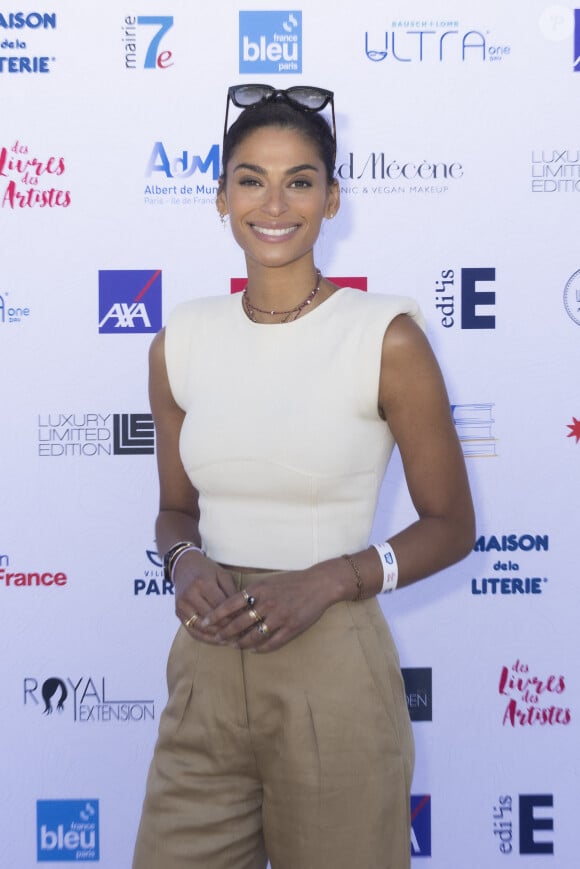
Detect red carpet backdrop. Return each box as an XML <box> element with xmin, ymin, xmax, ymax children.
<box><xmin>1</xmin><ymin>1</ymin><xmax>578</xmax><ymax>865</ymax></box>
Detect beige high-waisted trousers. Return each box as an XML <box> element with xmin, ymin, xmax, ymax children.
<box><xmin>132</xmin><ymin>569</ymin><xmax>414</xmax><ymax>869</ymax></box>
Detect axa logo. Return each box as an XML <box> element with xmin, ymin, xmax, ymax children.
<box><xmin>411</xmin><ymin>794</ymin><xmax>431</xmax><ymax>857</ymax></box>
<box><xmin>37</xmin><ymin>799</ymin><xmax>99</xmax><ymax>862</ymax></box>
<box><xmin>98</xmin><ymin>269</ymin><xmax>161</xmax><ymax>333</ymax></box>
<box><xmin>575</xmin><ymin>10</ymin><xmax>580</xmax><ymax>71</ymax></box>
<box><xmin>122</xmin><ymin>15</ymin><xmax>174</xmax><ymax>70</ymax></box>
<box><xmin>239</xmin><ymin>10</ymin><xmax>302</xmax><ymax>74</ymax></box>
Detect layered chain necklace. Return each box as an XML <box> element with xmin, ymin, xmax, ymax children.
<box><xmin>242</xmin><ymin>269</ymin><xmax>322</xmax><ymax>323</ymax></box>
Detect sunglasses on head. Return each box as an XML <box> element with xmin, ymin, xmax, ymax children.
<box><xmin>223</xmin><ymin>84</ymin><xmax>336</xmax><ymax>153</ymax></box>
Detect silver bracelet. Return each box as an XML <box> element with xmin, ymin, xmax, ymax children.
<box><xmin>169</xmin><ymin>544</ymin><xmax>205</xmax><ymax>582</ymax></box>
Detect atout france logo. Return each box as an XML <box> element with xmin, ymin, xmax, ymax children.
<box><xmin>239</xmin><ymin>11</ymin><xmax>302</xmax><ymax>74</ymax></box>
<box><xmin>37</xmin><ymin>799</ymin><xmax>99</xmax><ymax>862</ymax></box>
<box><xmin>99</xmin><ymin>269</ymin><xmax>162</xmax><ymax>333</ymax></box>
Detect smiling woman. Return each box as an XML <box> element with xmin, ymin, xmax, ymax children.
<box><xmin>132</xmin><ymin>85</ymin><xmax>475</xmax><ymax>869</ymax></box>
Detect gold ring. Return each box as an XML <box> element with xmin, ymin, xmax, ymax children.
<box><xmin>241</xmin><ymin>589</ymin><xmax>250</xmax><ymax>603</ymax></box>
<box><xmin>184</xmin><ymin>613</ymin><xmax>199</xmax><ymax>629</ymax></box>
<box><xmin>257</xmin><ymin>622</ymin><xmax>270</xmax><ymax>637</ymax></box>
<box><xmin>248</xmin><ymin>608</ymin><xmax>261</xmax><ymax>622</ymax></box>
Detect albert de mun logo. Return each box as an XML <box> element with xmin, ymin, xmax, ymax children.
<box><xmin>37</xmin><ymin>799</ymin><xmax>99</xmax><ymax>862</ymax></box>
<box><xmin>239</xmin><ymin>11</ymin><xmax>302</xmax><ymax>74</ymax></box>
<box><xmin>98</xmin><ymin>269</ymin><xmax>161</xmax><ymax>333</ymax></box>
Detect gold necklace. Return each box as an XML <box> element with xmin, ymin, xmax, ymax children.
<box><xmin>243</xmin><ymin>270</ymin><xmax>322</xmax><ymax>323</ymax></box>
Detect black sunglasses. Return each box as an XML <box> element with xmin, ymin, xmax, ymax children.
<box><xmin>223</xmin><ymin>84</ymin><xmax>336</xmax><ymax>153</ymax></box>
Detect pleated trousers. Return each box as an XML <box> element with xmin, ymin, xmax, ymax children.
<box><xmin>132</xmin><ymin>569</ymin><xmax>414</xmax><ymax>869</ymax></box>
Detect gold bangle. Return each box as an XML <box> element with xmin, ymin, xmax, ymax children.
<box><xmin>342</xmin><ymin>554</ymin><xmax>364</xmax><ymax>601</ymax></box>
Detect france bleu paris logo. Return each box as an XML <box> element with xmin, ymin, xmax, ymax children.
<box><xmin>98</xmin><ymin>269</ymin><xmax>161</xmax><ymax>333</ymax></box>
<box><xmin>37</xmin><ymin>800</ymin><xmax>99</xmax><ymax>862</ymax></box>
<box><xmin>239</xmin><ymin>11</ymin><xmax>302</xmax><ymax>74</ymax></box>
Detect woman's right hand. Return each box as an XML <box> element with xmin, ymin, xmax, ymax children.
<box><xmin>172</xmin><ymin>550</ymin><xmax>238</xmax><ymax>644</ymax></box>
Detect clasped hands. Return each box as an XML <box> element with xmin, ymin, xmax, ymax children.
<box><xmin>173</xmin><ymin>554</ymin><xmax>334</xmax><ymax>653</ymax></box>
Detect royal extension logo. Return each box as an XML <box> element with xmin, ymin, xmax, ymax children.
<box><xmin>0</xmin><ymin>11</ymin><xmax>56</xmax><ymax>74</ymax></box>
<box><xmin>37</xmin><ymin>799</ymin><xmax>99</xmax><ymax>862</ymax></box>
<box><xmin>492</xmin><ymin>794</ymin><xmax>555</xmax><ymax>855</ymax></box>
<box><xmin>99</xmin><ymin>269</ymin><xmax>162</xmax><ymax>333</ymax></box>
<box><xmin>122</xmin><ymin>14</ymin><xmax>174</xmax><ymax>69</ymax></box>
<box><xmin>37</xmin><ymin>413</ymin><xmax>155</xmax><ymax>457</ymax></box>
<box><xmin>0</xmin><ymin>551</ymin><xmax>67</xmax><ymax>589</ymax></box>
<box><xmin>0</xmin><ymin>139</ymin><xmax>70</xmax><ymax>209</ymax></box>
<box><xmin>24</xmin><ymin>675</ymin><xmax>155</xmax><ymax>723</ymax></box>
<box><xmin>498</xmin><ymin>659</ymin><xmax>571</xmax><ymax>727</ymax></box>
<box><xmin>401</xmin><ymin>668</ymin><xmax>432</xmax><ymax>722</ymax></box>
<box><xmin>239</xmin><ymin>11</ymin><xmax>302</xmax><ymax>74</ymax></box>
<box><xmin>471</xmin><ymin>532</ymin><xmax>549</xmax><ymax>596</ymax></box>
<box><xmin>411</xmin><ymin>795</ymin><xmax>431</xmax><ymax>857</ymax></box>
<box><xmin>365</xmin><ymin>18</ymin><xmax>511</xmax><ymax>64</ymax></box>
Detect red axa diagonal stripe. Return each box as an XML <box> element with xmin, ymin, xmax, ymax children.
<box><xmin>133</xmin><ymin>269</ymin><xmax>161</xmax><ymax>303</ymax></box>
<box><xmin>411</xmin><ymin>794</ymin><xmax>430</xmax><ymax>822</ymax></box>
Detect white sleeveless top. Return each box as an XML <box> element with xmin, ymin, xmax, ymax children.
<box><xmin>165</xmin><ymin>287</ymin><xmax>424</xmax><ymax>570</ymax></box>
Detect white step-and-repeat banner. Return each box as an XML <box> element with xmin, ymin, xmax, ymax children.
<box><xmin>1</xmin><ymin>1</ymin><xmax>578</xmax><ymax>866</ymax></box>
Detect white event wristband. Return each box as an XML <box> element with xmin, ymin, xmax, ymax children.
<box><xmin>372</xmin><ymin>541</ymin><xmax>399</xmax><ymax>593</ymax></box>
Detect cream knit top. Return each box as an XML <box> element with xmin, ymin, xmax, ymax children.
<box><xmin>164</xmin><ymin>287</ymin><xmax>424</xmax><ymax>570</ymax></box>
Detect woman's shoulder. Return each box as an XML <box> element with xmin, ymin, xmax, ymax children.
<box><xmin>337</xmin><ymin>287</ymin><xmax>425</xmax><ymax>328</ymax></box>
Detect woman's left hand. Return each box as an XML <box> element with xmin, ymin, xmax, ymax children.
<box><xmin>200</xmin><ymin>566</ymin><xmax>344</xmax><ymax>653</ymax></box>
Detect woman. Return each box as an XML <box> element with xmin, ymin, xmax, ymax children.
<box><xmin>133</xmin><ymin>85</ymin><xmax>475</xmax><ymax>869</ymax></box>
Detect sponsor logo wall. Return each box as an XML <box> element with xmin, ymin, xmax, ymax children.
<box><xmin>1</xmin><ymin>2</ymin><xmax>577</xmax><ymax>866</ymax></box>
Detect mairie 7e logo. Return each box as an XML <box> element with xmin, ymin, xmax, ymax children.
<box><xmin>98</xmin><ymin>269</ymin><xmax>162</xmax><ymax>334</ymax></box>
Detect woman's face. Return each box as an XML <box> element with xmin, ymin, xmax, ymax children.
<box><xmin>217</xmin><ymin>125</ymin><xmax>339</xmax><ymax>272</ymax></box>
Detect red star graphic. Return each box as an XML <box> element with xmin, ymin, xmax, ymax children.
<box><xmin>567</xmin><ymin>417</ymin><xmax>580</xmax><ymax>443</ymax></box>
